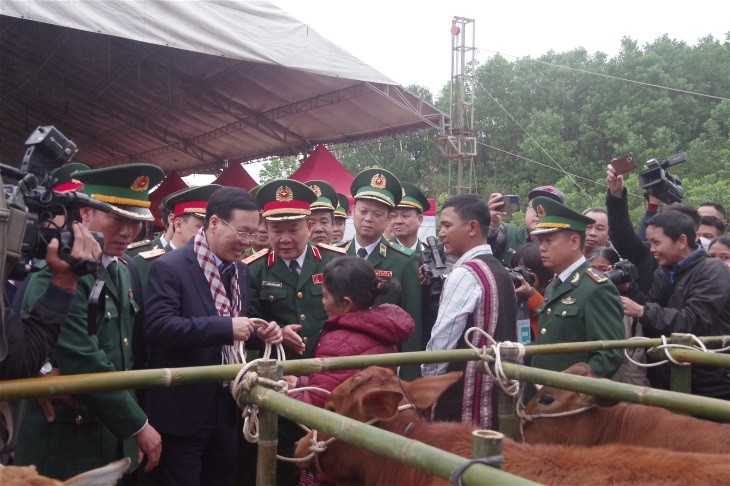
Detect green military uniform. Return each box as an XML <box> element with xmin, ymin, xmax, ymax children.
<box><xmin>246</xmin><ymin>243</ymin><xmax>345</xmax><ymax>358</ymax></box>
<box><xmin>529</xmin><ymin>196</ymin><xmax>624</xmax><ymax>378</ymax></box>
<box><xmin>349</xmin><ymin>169</ymin><xmax>423</xmax><ymax>379</ymax></box>
<box><xmin>16</xmin><ymin>163</ymin><xmax>164</xmax><ymax>480</ymax></box>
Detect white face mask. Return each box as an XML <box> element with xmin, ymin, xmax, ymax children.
<box><xmin>699</xmin><ymin>236</ymin><xmax>712</xmax><ymax>252</ymax></box>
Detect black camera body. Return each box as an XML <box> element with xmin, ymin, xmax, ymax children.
<box><xmin>421</xmin><ymin>236</ymin><xmax>447</xmax><ymax>297</ymax></box>
<box><xmin>637</xmin><ymin>152</ymin><xmax>686</xmax><ymax>204</ymax></box>
<box><xmin>604</xmin><ymin>259</ymin><xmax>638</xmax><ymax>287</ymax></box>
<box><xmin>508</xmin><ymin>265</ymin><xmax>536</xmax><ymax>288</ymax></box>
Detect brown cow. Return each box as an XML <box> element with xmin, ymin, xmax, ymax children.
<box><xmin>295</xmin><ymin>366</ymin><xmax>730</xmax><ymax>486</ymax></box>
<box><xmin>0</xmin><ymin>457</ymin><xmax>130</xmax><ymax>485</ymax></box>
<box><xmin>522</xmin><ymin>362</ymin><xmax>730</xmax><ymax>453</ymax></box>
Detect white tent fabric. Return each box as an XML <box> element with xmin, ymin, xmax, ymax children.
<box><xmin>0</xmin><ymin>0</ymin><xmax>446</xmax><ymax>173</ymax></box>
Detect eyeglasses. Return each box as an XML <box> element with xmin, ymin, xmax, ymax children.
<box><xmin>220</xmin><ymin>218</ymin><xmax>255</xmax><ymax>241</ymax></box>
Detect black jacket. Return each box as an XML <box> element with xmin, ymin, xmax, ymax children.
<box><xmin>641</xmin><ymin>248</ymin><xmax>730</xmax><ymax>399</ymax></box>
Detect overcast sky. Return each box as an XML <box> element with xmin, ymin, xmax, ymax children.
<box><xmin>271</xmin><ymin>0</ymin><xmax>729</xmax><ymax>95</ymax></box>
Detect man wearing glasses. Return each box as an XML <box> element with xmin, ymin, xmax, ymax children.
<box><xmin>143</xmin><ymin>186</ymin><xmax>284</xmax><ymax>485</ymax></box>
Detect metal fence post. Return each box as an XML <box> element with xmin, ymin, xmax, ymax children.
<box><xmin>255</xmin><ymin>360</ymin><xmax>278</xmax><ymax>486</ymax></box>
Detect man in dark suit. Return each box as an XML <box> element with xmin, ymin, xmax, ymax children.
<box><xmin>143</xmin><ymin>187</ymin><xmax>282</xmax><ymax>486</ymax></box>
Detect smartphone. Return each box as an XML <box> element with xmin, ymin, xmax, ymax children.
<box><xmin>503</xmin><ymin>195</ymin><xmax>520</xmax><ymax>215</ymax></box>
<box><xmin>610</xmin><ymin>153</ymin><xmax>637</xmax><ymax>175</ymax></box>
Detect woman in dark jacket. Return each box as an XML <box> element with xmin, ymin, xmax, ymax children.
<box><xmin>286</xmin><ymin>256</ymin><xmax>415</xmax><ymax>407</ymax></box>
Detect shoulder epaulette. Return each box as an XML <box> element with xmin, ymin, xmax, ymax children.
<box><xmin>317</xmin><ymin>242</ymin><xmax>346</xmax><ymax>254</ymax></box>
<box><xmin>585</xmin><ymin>267</ymin><xmax>608</xmax><ymax>283</ymax></box>
<box><xmin>127</xmin><ymin>239</ymin><xmax>151</xmax><ymax>250</ymax></box>
<box><xmin>333</xmin><ymin>240</ymin><xmax>349</xmax><ymax>248</ymax></box>
<box><xmin>138</xmin><ymin>248</ymin><xmax>167</xmax><ymax>260</ymax></box>
<box><xmin>243</xmin><ymin>248</ymin><xmax>270</xmax><ymax>265</ymax></box>
<box><xmin>388</xmin><ymin>241</ymin><xmax>414</xmax><ymax>256</ymax></box>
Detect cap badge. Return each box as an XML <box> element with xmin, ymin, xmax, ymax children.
<box><xmin>536</xmin><ymin>205</ymin><xmax>547</xmax><ymax>218</ymax></box>
<box><xmin>371</xmin><ymin>173</ymin><xmax>386</xmax><ymax>189</ymax></box>
<box><xmin>310</xmin><ymin>184</ymin><xmax>321</xmax><ymax>197</ymax></box>
<box><xmin>276</xmin><ymin>186</ymin><xmax>294</xmax><ymax>202</ymax></box>
<box><xmin>131</xmin><ymin>176</ymin><xmax>150</xmax><ymax>192</ymax></box>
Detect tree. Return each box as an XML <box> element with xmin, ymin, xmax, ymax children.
<box><xmin>258</xmin><ymin>155</ymin><xmax>301</xmax><ymax>183</ymax></box>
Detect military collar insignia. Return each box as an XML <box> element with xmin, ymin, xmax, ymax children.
<box><xmin>267</xmin><ymin>251</ymin><xmax>276</xmax><ymax>267</ymax></box>
<box><xmin>536</xmin><ymin>204</ymin><xmax>547</xmax><ymax>218</ymax></box>
<box><xmin>379</xmin><ymin>243</ymin><xmax>387</xmax><ymax>257</ymax></box>
<box><xmin>311</xmin><ymin>245</ymin><xmax>322</xmax><ymax>260</ymax></box>
<box><xmin>131</xmin><ymin>175</ymin><xmax>150</xmax><ymax>192</ymax></box>
<box><xmin>571</xmin><ymin>272</ymin><xmax>580</xmax><ymax>284</ymax></box>
<box><xmin>371</xmin><ymin>173</ymin><xmax>387</xmax><ymax>189</ymax></box>
<box><xmin>312</xmin><ymin>273</ymin><xmax>324</xmax><ymax>285</ymax></box>
<box><xmin>561</xmin><ymin>297</ymin><xmax>576</xmax><ymax>305</ymax></box>
<box><xmin>275</xmin><ymin>186</ymin><xmax>294</xmax><ymax>202</ymax></box>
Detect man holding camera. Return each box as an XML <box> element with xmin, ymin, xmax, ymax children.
<box><xmin>422</xmin><ymin>193</ymin><xmax>516</xmax><ymax>428</ymax></box>
<box><xmin>621</xmin><ymin>211</ymin><xmax>730</xmax><ymax>399</ymax></box>
<box><xmin>16</xmin><ymin>164</ymin><xmax>164</xmax><ymax>480</ymax></box>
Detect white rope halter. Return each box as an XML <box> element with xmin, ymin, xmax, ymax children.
<box><xmin>464</xmin><ymin>327</ymin><xmax>526</xmax><ymax>396</ymax></box>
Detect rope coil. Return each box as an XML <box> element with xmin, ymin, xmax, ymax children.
<box><xmin>464</xmin><ymin>327</ymin><xmax>525</xmax><ymax>396</ymax></box>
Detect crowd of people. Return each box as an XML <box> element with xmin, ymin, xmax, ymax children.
<box><xmin>0</xmin><ymin>158</ymin><xmax>728</xmax><ymax>485</ymax></box>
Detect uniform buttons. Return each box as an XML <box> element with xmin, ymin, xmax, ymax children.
<box><xmin>268</xmin><ymin>295</ymin><xmax>275</xmax><ymax>302</ymax></box>
<box><xmin>107</xmin><ymin>312</ymin><xmax>111</xmax><ymax>318</ymax></box>
<box><xmin>299</xmin><ymin>314</ymin><xmax>306</xmax><ymax>321</ymax></box>
<box><xmin>297</xmin><ymin>292</ymin><xmax>303</xmax><ymax>299</ymax></box>
<box><xmin>546</xmin><ymin>308</ymin><xmax>552</xmax><ymax>315</ymax></box>
<box><xmin>75</xmin><ymin>415</ymin><xmax>84</xmax><ymax>425</ymax></box>
<box><xmin>303</xmin><ymin>337</ymin><xmax>308</xmax><ymax>343</ymax></box>
<box><xmin>541</xmin><ymin>328</ymin><xmax>546</xmax><ymax>335</ymax></box>
<box><xmin>561</xmin><ymin>311</ymin><xmax>567</xmax><ymax>316</ymax></box>
<box><xmin>122</xmin><ymin>338</ymin><xmax>129</xmax><ymax>346</ymax></box>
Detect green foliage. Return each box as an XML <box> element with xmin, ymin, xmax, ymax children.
<box><xmin>259</xmin><ymin>155</ymin><xmax>300</xmax><ymax>183</ymax></box>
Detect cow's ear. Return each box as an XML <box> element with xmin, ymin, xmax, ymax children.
<box><xmin>564</xmin><ymin>362</ymin><xmax>595</xmax><ymax>377</ymax></box>
<box><xmin>360</xmin><ymin>390</ymin><xmax>404</xmax><ymax>420</ymax></box>
<box><xmin>403</xmin><ymin>372</ymin><xmax>463</xmax><ymax>409</ymax></box>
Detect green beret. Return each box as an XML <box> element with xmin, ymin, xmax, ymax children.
<box><xmin>304</xmin><ymin>180</ymin><xmax>337</xmax><ymax>212</ymax></box>
<box><xmin>334</xmin><ymin>193</ymin><xmax>350</xmax><ymax>219</ymax></box>
<box><xmin>530</xmin><ymin>196</ymin><xmax>596</xmax><ymax>235</ymax></box>
<box><xmin>397</xmin><ymin>181</ymin><xmax>430</xmax><ymax>213</ymax></box>
<box><xmin>74</xmin><ymin>163</ymin><xmax>164</xmax><ymax>221</ymax></box>
<box><xmin>255</xmin><ymin>179</ymin><xmax>317</xmax><ymax>221</ymax></box>
<box><xmin>163</xmin><ymin>184</ymin><xmax>221</xmax><ymax>217</ymax></box>
<box><xmin>350</xmin><ymin>168</ymin><xmax>402</xmax><ymax>208</ymax></box>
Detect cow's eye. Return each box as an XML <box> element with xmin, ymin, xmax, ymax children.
<box><xmin>538</xmin><ymin>394</ymin><xmax>555</xmax><ymax>406</ymax></box>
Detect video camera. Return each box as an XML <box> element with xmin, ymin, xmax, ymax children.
<box><xmin>508</xmin><ymin>265</ymin><xmax>536</xmax><ymax>288</ymax></box>
<box><xmin>637</xmin><ymin>152</ymin><xmax>686</xmax><ymax>204</ymax></box>
<box><xmin>421</xmin><ymin>236</ymin><xmax>447</xmax><ymax>297</ymax></box>
<box><xmin>1</xmin><ymin>126</ymin><xmax>110</xmax><ymax>279</ymax></box>
<box><xmin>604</xmin><ymin>259</ymin><xmax>638</xmax><ymax>287</ymax></box>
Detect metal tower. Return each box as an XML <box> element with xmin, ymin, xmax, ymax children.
<box><xmin>435</xmin><ymin>17</ymin><xmax>477</xmax><ymax>194</ymax></box>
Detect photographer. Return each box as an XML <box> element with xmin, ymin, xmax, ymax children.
<box><xmin>621</xmin><ymin>211</ymin><xmax>730</xmax><ymax>399</ymax></box>
<box><xmin>511</xmin><ymin>242</ymin><xmax>552</xmax><ymax>341</ymax></box>
<box><xmin>0</xmin><ymin>222</ymin><xmax>101</xmax><ymax>380</ymax></box>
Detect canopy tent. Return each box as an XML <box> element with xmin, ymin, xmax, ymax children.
<box><xmin>148</xmin><ymin>171</ymin><xmax>188</xmax><ymax>227</ymax></box>
<box><xmin>288</xmin><ymin>144</ymin><xmax>355</xmax><ymax>199</ymax></box>
<box><xmin>213</xmin><ymin>163</ymin><xmax>258</xmax><ymax>190</ymax></box>
<box><xmin>0</xmin><ymin>0</ymin><xmax>447</xmax><ymax>175</ymax></box>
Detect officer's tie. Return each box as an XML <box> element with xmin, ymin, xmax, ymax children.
<box><xmin>288</xmin><ymin>260</ymin><xmax>300</xmax><ymax>275</ymax></box>
<box><xmin>357</xmin><ymin>248</ymin><xmax>368</xmax><ymax>259</ymax></box>
<box><xmin>107</xmin><ymin>260</ymin><xmax>120</xmax><ymax>291</ymax></box>
<box><xmin>547</xmin><ymin>276</ymin><xmax>562</xmax><ymax>299</ymax></box>
<box><xmin>219</xmin><ymin>262</ymin><xmax>234</xmax><ymax>299</ymax></box>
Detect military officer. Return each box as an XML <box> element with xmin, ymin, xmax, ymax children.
<box><xmin>133</xmin><ymin>184</ymin><xmax>221</xmax><ymax>296</ymax></box>
<box><xmin>245</xmin><ymin>179</ymin><xmax>345</xmax><ymax>359</ymax></box>
<box><xmin>16</xmin><ymin>164</ymin><xmax>164</xmax><ymax>480</ymax></box>
<box><xmin>305</xmin><ymin>179</ymin><xmax>338</xmax><ymax>246</ymax></box>
<box><xmin>345</xmin><ymin>168</ymin><xmax>423</xmax><ymax>378</ymax></box>
<box><xmin>332</xmin><ymin>192</ymin><xmax>350</xmax><ymax>244</ymax></box>
<box><xmin>529</xmin><ymin>196</ymin><xmax>625</xmax><ymax>379</ymax></box>
<box><xmin>390</xmin><ymin>181</ymin><xmax>430</xmax><ymax>255</ymax></box>
<box><xmin>242</xmin><ymin>185</ymin><xmax>271</xmax><ymax>259</ymax></box>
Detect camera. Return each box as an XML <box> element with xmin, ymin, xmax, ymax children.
<box><xmin>637</xmin><ymin>152</ymin><xmax>685</xmax><ymax>204</ymax></box>
<box><xmin>421</xmin><ymin>236</ymin><xmax>447</xmax><ymax>297</ymax></box>
<box><xmin>1</xmin><ymin>126</ymin><xmax>110</xmax><ymax>278</ymax></box>
<box><xmin>604</xmin><ymin>259</ymin><xmax>638</xmax><ymax>287</ymax></box>
<box><xmin>508</xmin><ymin>265</ymin><xmax>536</xmax><ymax>288</ymax></box>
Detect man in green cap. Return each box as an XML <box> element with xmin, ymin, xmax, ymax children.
<box><xmin>345</xmin><ymin>168</ymin><xmax>422</xmax><ymax>379</ymax></box>
<box><xmin>242</xmin><ymin>185</ymin><xmax>271</xmax><ymax>259</ymax></box>
<box><xmin>390</xmin><ymin>181</ymin><xmax>430</xmax><ymax>255</ymax></box>
<box><xmin>305</xmin><ymin>179</ymin><xmax>338</xmax><ymax>245</ymax></box>
<box><xmin>332</xmin><ymin>193</ymin><xmax>350</xmax><ymax>244</ymax></box>
<box><xmin>17</xmin><ymin>163</ymin><xmax>164</xmax><ymax>479</ymax></box>
<box><xmin>529</xmin><ymin>196</ymin><xmax>625</xmax><ymax>381</ymax></box>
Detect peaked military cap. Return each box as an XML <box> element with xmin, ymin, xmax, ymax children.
<box><xmin>397</xmin><ymin>181</ymin><xmax>430</xmax><ymax>213</ymax></box>
<box><xmin>73</xmin><ymin>163</ymin><xmax>164</xmax><ymax>221</ymax></box>
<box><xmin>255</xmin><ymin>179</ymin><xmax>317</xmax><ymax>220</ymax></box>
<box><xmin>249</xmin><ymin>185</ymin><xmax>261</xmax><ymax>198</ymax></box>
<box><xmin>350</xmin><ymin>168</ymin><xmax>402</xmax><ymax>208</ymax></box>
<box><xmin>530</xmin><ymin>196</ymin><xmax>596</xmax><ymax>235</ymax></box>
<box><xmin>51</xmin><ymin>162</ymin><xmax>89</xmax><ymax>193</ymax></box>
<box><xmin>334</xmin><ymin>193</ymin><xmax>350</xmax><ymax>219</ymax></box>
<box><xmin>163</xmin><ymin>184</ymin><xmax>221</xmax><ymax>218</ymax></box>
<box><xmin>528</xmin><ymin>185</ymin><xmax>565</xmax><ymax>204</ymax></box>
<box><xmin>305</xmin><ymin>180</ymin><xmax>337</xmax><ymax>212</ymax></box>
